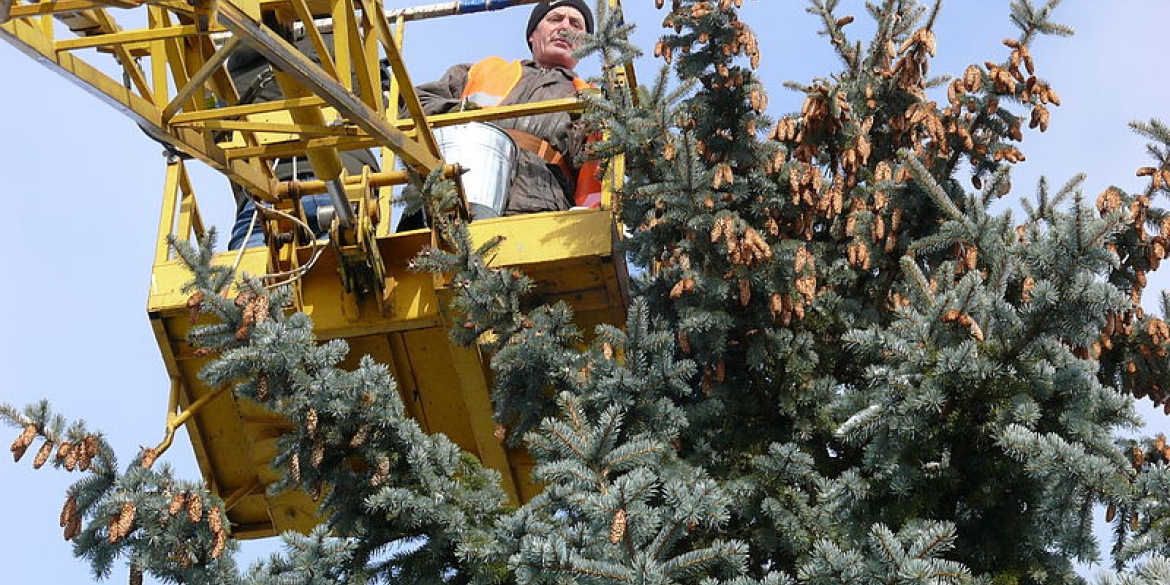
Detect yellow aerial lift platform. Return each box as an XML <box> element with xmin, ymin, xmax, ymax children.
<box><xmin>1</xmin><ymin>0</ymin><xmax>631</xmax><ymax>538</ymax></box>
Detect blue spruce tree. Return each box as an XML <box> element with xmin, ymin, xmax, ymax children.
<box><xmin>8</xmin><ymin>1</ymin><xmax>1170</xmax><ymax>584</ymax></box>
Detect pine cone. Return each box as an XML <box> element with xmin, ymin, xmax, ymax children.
<box><xmin>369</xmin><ymin>457</ymin><xmax>391</xmax><ymax>487</ymax></box>
<box><xmin>769</xmin><ymin>293</ymin><xmax>783</xmax><ymax>320</ymax></box>
<box><xmin>794</xmin><ymin>246</ymin><xmax>812</xmax><ymax>273</ymax></box>
<box><xmin>108</xmin><ymin>502</ymin><xmax>137</xmax><ymax>543</ymax></box>
<box><xmin>610</xmin><ymin>509</ymin><xmax>627</xmax><ymax>544</ymax></box>
<box><xmin>119</xmin><ymin>502</ymin><xmax>136</xmax><ymax>538</ymax></box>
<box><xmin>186</xmin><ymin>493</ymin><xmax>204</xmax><ymax>523</ymax></box>
<box><xmin>289</xmin><ymin>452</ymin><xmax>301</xmax><ymax>483</ymax></box>
<box><xmin>962</xmin><ymin>245</ymin><xmax>979</xmax><ymax>271</ymax></box>
<box><xmin>946</xmin><ymin>79</ymin><xmax>962</xmax><ymax>105</ymax></box>
<box><xmin>64</xmin><ymin>513</ymin><xmax>81</xmax><ymax>541</ymax></box>
<box><xmin>311</xmin><ymin>435</ymin><xmax>325</xmax><ymax>468</ymax></box>
<box><xmin>235</xmin><ymin>294</ymin><xmax>256</xmax><ymax>339</ymax></box>
<box><xmin>56</xmin><ymin>441</ymin><xmax>73</xmax><ymax>464</ymax></box>
<box><xmin>211</xmin><ymin>532</ymin><xmax>227</xmax><ymax>560</ymax></box>
<box><xmin>208</xmin><ymin>506</ymin><xmax>224</xmax><ymax>535</ymax></box>
<box><xmin>129</xmin><ymin>564</ymin><xmax>144</xmax><ymax>585</ymax></box>
<box><xmin>186</xmin><ymin>290</ymin><xmax>205</xmax><ymax>324</ymax></box>
<box><xmin>234</xmin><ymin>290</ymin><xmax>254</xmax><ymax>308</ymax></box>
<box><xmin>306</xmin><ymin>408</ymin><xmax>319</xmax><ymax>436</ymax></box>
<box><xmin>252</xmin><ymin>295</ymin><xmax>270</xmax><ymax>325</ymax></box>
<box><xmin>32</xmin><ymin>440</ymin><xmax>53</xmax><ymax>469</ymax></box>
<box><xmin>78</xmin><ymin>435</ymin><xmax>99</xmax><ymax>471</ymax></box>
<box><xmin>738</xmin><ymin>277</ymin><xmax>751</xmax><ymax>306</ymax></box>
<box><xmin>256</xmin><ymin>373</ymin><xmax>270</xmax><ymax>402</ymax></box>
<box><xmin>742</xmin><ymin>228</ymin><xmax>771</xmax><ymax>263</ymax></box>
<box><xmin>168</xmin><ymin>492</ymin><xmax>187</xmax><ymax>517</ymax></box>
<box><xmin>11</xmin><ymin>423</ymin><xmax>37</xmax><ymax>462</ymax></box>
<box><xmin>60</xmin><ymin>495</ymin><xmax>77</xmax><ymax>528</ymax></box>
<box><xmin>64</xmin><ymin>444</ymin><xmax>79</xmax><ymax>471</ymax></box>
<box><xmin>349</xmin><ymin>424</ymin><xmax>371</xmax><ymax>448</ymax></box>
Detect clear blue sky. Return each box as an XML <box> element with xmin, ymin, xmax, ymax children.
<box><xmin>2</xmin><ymin>1</ymin><xmax>1168</xmax><ymax>582</ymax></box>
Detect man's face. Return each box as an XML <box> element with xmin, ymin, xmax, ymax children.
<box><xmin>528</xmin><ymin>5</ymin><xmax>588</xmax><ymax>69</ymax></box>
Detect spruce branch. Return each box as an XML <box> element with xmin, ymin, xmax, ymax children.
<box><xmin>240</xmin><ymin>526</ymin><xmax>355</xmax><ymax>585</ymax></box>
<box><xmin>167</xmin><ymin>229</ymin><xmax>234</xmax><ymax>297</ymax></box>
<box><xmin>573</xmin><ymin>0</ymin><xmax>641</xmax><ymax>92</ymax></box>
<box><xmin>898</xmin><ymin>255</ymin><xmax>938</xmax><ymax>309</ymax></box>
<box><xmin>998</xmin><ymin>423</ymin><xmax>1133</xmax><ymax>501</ymax></box>
<box><xmin>1092</xmin><ymin>556</ymin><xmax>1170</xmax><ymax>585</ymax></box>
<box><xmin>1</xmin><ymin>396</ymin><xmax>240</xmax><ymax>583</ymax></box>
<box><xmin>1010</xmin><ymin>0</ymin><xmax>1074</xmax><ymax>45</ymax></box>
<box><xmin>166</xmin><ymin>231</ymin><xmax>512</xmax><ymax>582</ymax></box>
<box><xmin>899</xmin><ymin>149</ymin><xmax>973</xmax><ymax>232</ymax></box>
<box><xmin>807</xmin><ymin>0</ymin><xmax>861</xmax><ymax>70</ymax></box>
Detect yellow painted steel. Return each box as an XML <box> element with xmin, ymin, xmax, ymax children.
<box><xmin>147</xmin><ymin>209</ymin><xmax>628</xmax><ymax>536</ymax></box>
<box><xmin>3</xmin><ymin>0</ymin><xmax>631</xmax><ymax>539</ymax></box>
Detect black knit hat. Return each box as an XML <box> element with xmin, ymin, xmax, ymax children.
<box><xmin>526</xmin><ymin>0</ymin><xmax>594</xmax><ymax>47</ymax></box>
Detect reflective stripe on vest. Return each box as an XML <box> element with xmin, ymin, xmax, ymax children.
<box><xmin>461</xmin><ymin>57</ymin><xmax>603</xmax><ymax>209</ymax></box>
<box><xmin>574</xmin><ymin>133</ymin><xmax>603</xmax><ymax>209</ymax></box>
<box><xmin>461</xmin><ymin>57</ymin><xmax>523</xmax><ymax>107</ymax></box>
<box><xmin>570</xmin><ymin>78</ymin><xmax>602</xmax><ymax>208</ymax></box>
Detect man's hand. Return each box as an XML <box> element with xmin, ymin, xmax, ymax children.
<box><xmin>456</xmin><ymin>100</ymin><xmax>481</xmax><ymax>112</ymax></box>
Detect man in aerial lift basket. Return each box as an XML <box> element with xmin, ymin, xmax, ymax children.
<box><xmin>228</xmin><ymin>1</ymin><xmax>603</xmax><ymax>245</ymax></box>
<box><xmin>397</xmin><ymin>0</ymin><xmax>603</xmax><ymax>230</ymax></box>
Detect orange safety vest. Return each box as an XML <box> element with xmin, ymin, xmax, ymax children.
<box><xmin>461</xmin><ymin>57</ymin><xmax>602</xmax><ymax>209</ymax></box>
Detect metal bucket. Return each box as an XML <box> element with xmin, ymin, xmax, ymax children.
<box><xmin>432</xmin><ymin>122</ymin><xmax>516</xmax><ymax>219</ymax></box>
